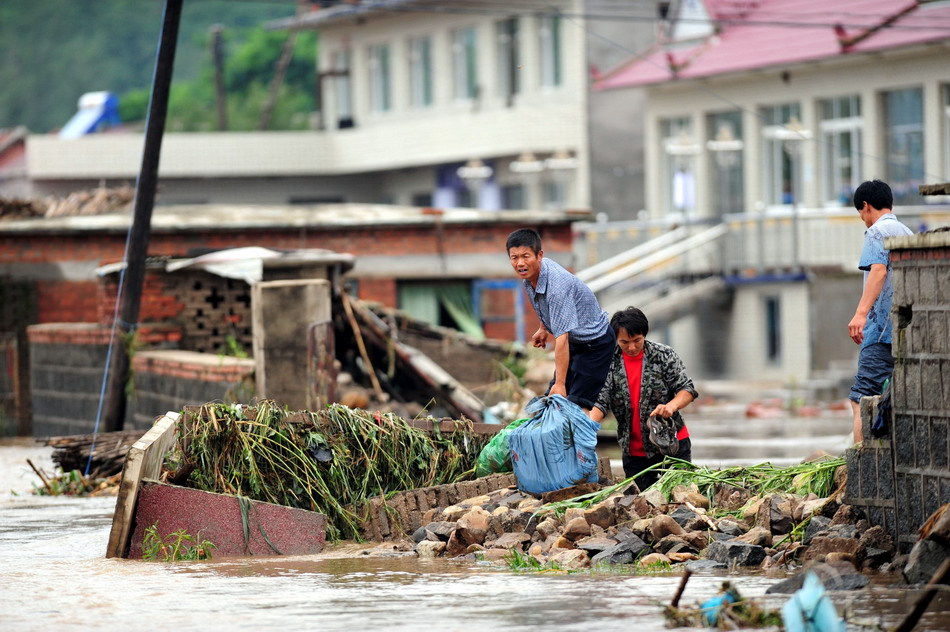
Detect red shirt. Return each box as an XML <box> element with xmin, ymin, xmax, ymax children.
<box><xmin>622</xmin><ymin>350</ymin><xmax>646</xmax><ymax>456</ymax></box>
<box><xmin>622</xmin><ymin>348</ymin><xmax>690</xmax><ymax>457</ymax></box>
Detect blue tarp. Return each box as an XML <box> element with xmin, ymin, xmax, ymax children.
<box><xmin>508</xmin><ymin>395</ymin><xmax>600</xmax><ymax>494</ymax></box>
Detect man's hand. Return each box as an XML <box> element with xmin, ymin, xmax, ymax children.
<box><xmin>651</xmin><ymin>403</ymin><xmax>677</xmax><ymax>418</ymax></box>
<box><xmin>549</xmin><ymin>383</ymin><xmax>567</xmax><ymax>398</ymax></box>
<box><xmin>848</xmin><ymin>314</ymin><xmax>865</xmax><ymax>345</ymax></box>
<box><xmin>532</xmin><ymin>326</ymin><xmax>550</xmax><ymax>348</ymax></box>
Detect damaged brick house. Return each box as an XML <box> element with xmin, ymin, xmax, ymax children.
<box><xmin>0</xmin><ymin>198</ymin><xmax>585</xmax><ymax>435</ymax></box>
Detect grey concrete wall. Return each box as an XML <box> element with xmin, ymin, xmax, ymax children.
<box><xmin>845</xmin><ymin>231</ymin><xmax>950</xmax><ymax>551</ymax></box>
<box><xmin>30</xmin><ymin>340</ymin><xmax>111</xmax><ymax>436</ymax></box>
<box><xmin>252</xmin><ymin>279</ymin><xmax>331</xmax><ymax>411</ymax></box>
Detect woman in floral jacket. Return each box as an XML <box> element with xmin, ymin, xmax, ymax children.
<box><xmin>589</xmin><ymin>307</ymin><xmax>699</xmax><ymax>491</ymax></box>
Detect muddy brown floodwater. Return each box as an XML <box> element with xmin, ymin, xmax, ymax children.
<box><xmin>2</xmin><ymin>436</ymin><xmax>948</xmax><ymax>632</ymax></box>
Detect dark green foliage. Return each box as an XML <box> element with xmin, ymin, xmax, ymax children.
<box><xmin>0</xmin><ymin>0</ymin><xmax>305</xmax><ymax>132</ymax></box>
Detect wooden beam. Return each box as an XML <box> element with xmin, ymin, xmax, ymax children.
<box><xmin>105</xmin><ymin>412</ymin><xmax>180</xmax><ymax>558</ymax></box>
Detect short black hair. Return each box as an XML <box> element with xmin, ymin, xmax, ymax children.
<box><xmin>854</xmin><ymin>180</ymin><xmax>893</xmax><ymax>212</ymax></box>
<box><xmin>506</xmin><ymin>228</ymin><xmax>542</xmax><ymax>254</ymax></box>
<box><xmin>610</xmin><ymin>306</ymin><xmax>649</xmax><ymax>337</ymax></box>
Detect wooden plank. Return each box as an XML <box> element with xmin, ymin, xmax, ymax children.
<box><xmin>105</xmin><ymin>412</ymin><xmax>180</xmax><ymax>558</ymax></box>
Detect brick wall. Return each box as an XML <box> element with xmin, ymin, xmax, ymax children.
<box><xmin>845</xmin><ymin>232</ymin><xmax>950</xmax><ymax>551</ymax></box>
<box><xmin>2</xmin><ymin>220</ymin><xmax>573</xmax><ymax>339</ymax></box>
<box><xmin>129</xmin><ymin>350</ymin><xmax>255</xmax><ymax>430</ymax></box>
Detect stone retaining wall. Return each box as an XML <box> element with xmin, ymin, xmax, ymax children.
<box><xmin>361</xmin><ymin>459</ymin><xmax>614</xmax><ymax>541</ymax></box>
<box><xmin>844</xmin><ymin>231</ymin><xmax>950</xmax><ymax>551</ymax></box>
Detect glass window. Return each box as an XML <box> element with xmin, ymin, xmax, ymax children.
<box><xmin>408</xmin><ymin>36</ymin><xmax>433</xmax><ymax>108</ymax></box>
<box><xmin>502</xmin><ymin>183</ymin><xmax>525</xmax><ymax>209</ymax></box>
<box><xmin>539</xmin><ymin>14</ymin><xmax>562</xmax><ymax>88</ymax></box>
<box><xmin>706</xmin><ymin>111</ymin><xmax>744</xmax><ymax>216</ymax></box>
<box><xmin>368</xmin><ymin>43</ymin><xmax>392</xmax><ymax>113</ymax></box>
<box><xmin>452</xmin><ymin>27</ymin><xmax>478</xmax><ymax>101</ymax></box>
<box><xmin>944</xmin><ymin>85</ymin><xmax>950</xmax><ymax>182</ymax></box>
<box><xmin>884</xmin><ymin>87</ymin><xmax>924</xmax><ymax>205</ymax></box>
<box><xmin>765</xmin><ymin>295</ymin><xmax>781</xmax><ymax>364</ymax></box>
<box><xmin>331</xmin><ymin>49</ymin><xmax>353</xmax><ymax>128</ymax></box>
<box><xmin>660</xmin><ymin>117</ymin><xmax>699</xmax><ymax>217</ymax></box>
<box><xmin>542</xmin><ymin>179</ymin><xmax>567</xmax><ymax>210</ymax></box>
<box><xmin>819</xmin><ymin>95</ymin><xmax>862</xmax><ymax>206</ymax></box>
<box><xmin>760</xmin><ymin>103</ymin><xmax>803</xmax><ymax>206</ymax></box>
<box><xmin>496</xmin><ymin>18</ymin><xmax>520</xmax><ymax>104</ymax></box>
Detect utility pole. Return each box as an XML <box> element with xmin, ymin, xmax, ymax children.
<box><xmin>102</xmin><ymin>0</ymin><xmax>183</xmax><ymax>431</ymax></box>
<box><xmin>210</xmin><ymin>24</ymin><xmax>228</xmax><ymax>132</ymax></box>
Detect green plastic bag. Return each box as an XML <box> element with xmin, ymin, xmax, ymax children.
<box><xmin>475</xmin><ymin>417</ymin><xmax>529</xmax><ymax>477</ymax></box>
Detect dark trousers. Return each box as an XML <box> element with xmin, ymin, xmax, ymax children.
<box><xmin>621</xmin><ymin>437</ymin><xmax>692</xmax><ymax>492</ymax></box>
<box><xmin>545</xmin><ymin>329</ymin><xmax>616</xmax><ymax>410</ymax></box>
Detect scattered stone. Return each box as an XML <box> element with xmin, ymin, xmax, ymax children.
<box><xmin>591</xmin><ymin>537</ymin><xmax>650</xmax><ymax>566</ymax></box>
<box><xmin>584</xmin><ymin>503</ymin><xmax>617</xmax><ymax>530</ymax></box>
<box><xmin>668</xmin><ymin>551</ymin><xmax>699</xmax><ymax>563</ymax></box>
<box><xmin>903</xmin><ymin>538</ymin><xmax>950</xmax><ymax>585</ymax></box>
<box><xmin>705</xmin><ymin>540</ymin><xmax>767</xmax><ymax>566</ymax></box>
<box><xmin>540</xmin><ymin>483</ymin><xmax>601</xmax><ymax>504</ymax></box>
<box><xmin>574</xmin><ymin>535</ymin><xmax>618</xmax><ymax>555</ymax></box>
<box><xmin>717</xmin><ymin>519</ymin><xmax>744</xmax><ymax>537</ymax></box>
<box><xmin>803</xmin><ymin>515</ymin><xmax>832</xmax><ymax>544</ymax></box>
<box><xmin>487</xmin><ymin>532</ymin><xmax>531</xmax><ymax>550</ymax></box>
<box><xmin>800</xmin><ymin>535</ymin><xmax>862</xmax><ymax>564</ymax></box>
<box><xmin>479</xmin><ymin>548</ymin><xmax>510</xmax><ymax>562</ymax></box>
<box><xmin>563</xmin><ymin>517</ymin><xmax>591</xmax><ymax>541</ymax></box>
<box><xmin>639</xmin><ymin>488</ymin><xmax>666</xmax><ymax>508</ymax></box>
<box><xmin>714</xmin><ymin>484</ymin><xmax>750</xmax><ymax>512</ymax></box>
<box><xmin>638</xmin><ymin>552</ymin><xmax>671</xmax><ymax>568</ymax></box>
<box><xmin>423</xmin><ymin>521</ymin><xmax>457</xmax><ymax>541</ymax></box>
<box><xmin>459</xmin><ymin>495</ymin><xmax>491</xmax><ymax>508</ymax></box>
<box><xmin>415</xmin><ymin>540</ymin><xmax>446</xmax><ymax>558</ymax></box>
<box><xmin>735</xmin><ymin>526</ymin><xmax>772</xmax><ymax>547</ymax></box>
<box><xmin>670</xmin><ymin>506</ymin><xmax>698</xmax><ymax>528</ymax></box>
<box><xmin>550</xmin><ymin>548</ymin><xmax>590</xmax><ymax>570</ymax></box>
<box><xmin>651</xmin><ymin>514</ymin><xmax>686</xmax><ymax>540</ymax></box>
<box><xmin>535</xmin><ymin>517</ymin><xmax>561</xmax><ymax>539</ymax></box>
<box><xmin>686</xmin><ymin>559</ymin><xmax>728</xmax><ymax>572</ymax></box>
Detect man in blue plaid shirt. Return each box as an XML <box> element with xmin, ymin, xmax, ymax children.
<box><xmin>506</xmin><ymin>228</ymin><xmax>615</xmax><ymax>411</ymax></box>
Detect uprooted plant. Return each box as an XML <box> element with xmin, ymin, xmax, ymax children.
<box><xmin>162</xmin><ymin>400</ymin><xmax>491</xmax><ymax>541</ymax></box>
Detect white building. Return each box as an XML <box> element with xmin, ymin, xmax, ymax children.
<box><xmin>272</xmin><ymin>0</ymin><xmax>592</xmax><ymax>212</ymax></box>
<box><xmin>580</xmin><ymin>0</ymin><xmax>950</xmax><ymax>388</ymax></box>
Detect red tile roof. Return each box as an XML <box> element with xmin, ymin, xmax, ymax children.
<box><xmin>598</xmin><ymin>0</ymin><xmax>950</xmax><ymax>89</ymax></box>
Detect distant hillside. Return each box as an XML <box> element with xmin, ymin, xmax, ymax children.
<box><xmin>0</xmin><ymin>0</ymin><xmax>297</xmax><ymax>132</ymax></box>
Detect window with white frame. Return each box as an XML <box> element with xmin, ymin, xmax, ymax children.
<box><xmin>883</xmin><ymin>87</ymin><xmax>924</xmax><ymax>205</ymax></box>
<box><xmin>331</xmin><ymin>49</ymin><xmax>353</xmax><ymax>127</ymax></box>
<box><xmin>496</xmin><ymin>18</ymin><xmax>520</xmax><ymax>104</ymax></box>
<box><xmin>452</xmin><ymin>27</ymin><xmax>478</xmax><ymax>101</ymax></box>
<box><xmin>408</xmin><ymin>36</ymin><xmax>433</xmax><ymax>108</ymax></box>
<box><xmin>944</xmin><ymin>85</ymin><xmax>950</xmax><ymax>182</ymax></box>
<box><xmin>706</xmin><ymin>111</ymin><xmax>744</xmax><ymax>216</ymax></box>
<box><xmin>660</xmin><ymin>117</ymin><xmax>699</xmax><ymax>217</ymax></box>
<box><xmin>819</xmin><ymin>95</ymin><xmax>862</xmax><ymax>206</ymax></box>
<box><xmin>539</xmin><ymin>14</ymin><xmax>562</xmax><ymax>88</ymax></box>
<box><xmin>368</xmin><ymin>43</ymin><xmax>392</xmax><ymax>113</ymax></box>
<box><xmin>542</xmin><ymin>179</ymin><xmax>567</xmax><ymax>210</ymax></box>
<box><xmin>761</xmin><ymin>103</ymin><xmax>803</xmax><ymax>207</ymax></box>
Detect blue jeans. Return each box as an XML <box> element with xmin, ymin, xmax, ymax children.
<box><xmin>850</xmin><ymin>342</ymin><xmax>894</xmax><ymax>402</ymax></box>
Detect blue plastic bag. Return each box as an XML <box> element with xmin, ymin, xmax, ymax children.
<box><xmin>781</xmin><ymin>572</ymin><xmax>846</xmax><ymax>632</ymax></box>
<box><xmin>508</xmin><ymin>395</ymin><xmax>601</xmax><ymax>494</ymax></box>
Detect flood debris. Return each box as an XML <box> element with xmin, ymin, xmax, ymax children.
<box><xmin>27</xmin><ymin>458</ymin><xmax>120</xmax><ymax>496</ymax></box>
<box><xmin>159</xmin><ymin>400</ymin><xmax>496</xmax><ymax>540</ymax></box>
<box><xmin>403</xmin><ymin>455</ymin><xmax>905</xmax><ymax>585</ymax></box>
<box><xmin>663</xmin><ymin>572</ymin><xmax>784</xmax><ymax>628</ymax></box>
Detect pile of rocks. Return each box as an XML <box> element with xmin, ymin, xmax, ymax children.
<box><xmin>409</xmin><ymin>468</ymin><xmax>898</xmax><ymax>580</ymax></box>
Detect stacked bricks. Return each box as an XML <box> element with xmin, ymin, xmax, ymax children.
<box><xmin>844</xmin><ymin>231</ymin><xmax>950</xmax><ymax>552</ymax></box>
<box><xmin>169</xmin><ymin>272</ymin><xmax>253</xmax><ymax>356</ymax></box>
<box><xmin>129</xmin><ymin>350</ymin><xmax>255</xmax><ymax>430</ymax></box>
<box><xmin>844</xmin><ymin>395</ymin><xmax>896</xmax><ymax>538</ymax></box>
<box><xmin>360</xmin><ymin>459</ymin><xmax>614</xmax><ymax>541</ymax></box>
